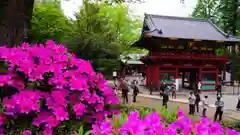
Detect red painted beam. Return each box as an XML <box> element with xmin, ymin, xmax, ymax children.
<box><xmin>202</xmin><ymin>71</ymin><xmax>217</xmax><ymax>73</ymax></box>
<box><xmin>150</xmin><ymin>52</ymin><xmax>227</xmax><ymax>58</ymax></box>
<box><xmin>143</xmin><ymin>52</ymin><xmax>228</xmax><ymax>62</ymax></box>
<box><xmin>144</xmin><ymin>56</ymin><xmax>227</xmax><ymax>61</ymax></box>
<box><xmin>159</xmin><ymin>70</ymin><xmax>176</xmax><ymax>73</ymax></box>
<box><xmin>159</xmin><ymin>65</ymin><xmax>217</xmax><ymax>69</ymax></box>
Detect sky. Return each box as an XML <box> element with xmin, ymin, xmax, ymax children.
<box><xmin>61</xmin><ymin>0</ymin><xmax>197</xmax><ymax>18</ymax></box>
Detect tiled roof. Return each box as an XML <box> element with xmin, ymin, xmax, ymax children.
<box><xmin>143</xmin><ymin>13</ymin><xmax>240</xmax><ymax>42</ymax></box>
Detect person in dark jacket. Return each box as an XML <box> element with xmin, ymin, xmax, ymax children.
<box><xmin>161</xmin><ymin>91</ymin><xmax>169</xmax><ymax>108</ymax></box>
<box><xmin>160</xmin><ymin>83</ymin><xmax>167</xmax><ymax>93</ymax></box>
<box><xmin>120</xmin><ymin>78</ymin><xmax>129</xmax><ymax>104</ymax></box>
<box><xmin>132</xmin><ymin>80</ymin><xmax>139</xmax><ymax>103</ymax></box>
<box><xmin>149</xmin><ymin>81</ymin><xmax>154</xmax><ymax>95</ymax></box>
<box><xmin>216</xmin><ymin>84</ymin><xmax>222</xmax><ymax>97</ymax></box>
<box><xmin>236</xmin><ymin>94</ymin><xmax>240</xmax><ymax>111</ymax></box>
<box><xmin>195</xmin><ymin>91</ymin><xmax>201</xmax><ymax>113</ymax></box>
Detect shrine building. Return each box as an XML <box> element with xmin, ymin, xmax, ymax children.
<box><xmin>134</xmin><ymin>14</ymin><xmax>240</xmax><ymax>92</ymax></box>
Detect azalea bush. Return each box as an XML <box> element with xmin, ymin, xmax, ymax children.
<box><xmin>0</xmin><ymin>40</ymin><xmax>119</xmax><ymax>134</ymax></box>
<box><xmin>222</xmin><ymin>120</ymin><xmax>240</xmax><ymax>132</ymax></box>
<box><xmin>91</xmin><ymin>109</ymin><xmax>240</xmax><ymax>135</ymax></box>
<box><xmin>118</xmin><ymin>105</ymin><xmax>179</xmax><ymax>123</ymax></box>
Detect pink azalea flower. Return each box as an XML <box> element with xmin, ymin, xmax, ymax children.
<box><xmin>53</xmin><ymin>107</ymin><xmax>69</xmax><ymax>121</ymax></box>
<box><xmin>45</xmin><ymin>116</ymin><xmax>59</xmax><ymax>128</ymax></box>
<box><xmin>21</xmin><ymin>130</ymin><xmax>32</xmax><ymax>135</ymax></box>
<box><xmin>73</xmin><ymin>103</ymin><xmax>85</xmax><ymax>117</ymax></box>
<box><xmin>0</xmin><ymin>40</ymin><xmax>119</xmax><ymax>134</ymax></box>
<box><xmin>42</xmin><ymin>128</ymin><xmax>53</xmax><ymax>135</ymax></box>
<box><xmin>177</xmin><ymin>109</ymin><xmax>185</xmax><ymax>117</ymax></box>
<box><xmin>0</xmin><ymin>113</ymin><xmax>7</xmax><ymax>126</ymax></box>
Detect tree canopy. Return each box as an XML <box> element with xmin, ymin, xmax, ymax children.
<box><xmin>30</xmin><ymin>0</ymin><xmax>71</xmax><ymax>43</ymax></box>
<box><xmin>192</xmin><ymin>0</ymin><xmax>240</xmax><ymax>35</ymax></box>
<box><xmin>62</xmin><ymin>0</ymin><xmax>143</xmax><ymax>75</ymax></box>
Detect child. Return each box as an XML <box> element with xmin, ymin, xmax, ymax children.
<box><xmin>202</xmin><ymin>96</ymin><xmax>209</xmax><ymax>117</ymax></box>
<box><xmin>171</xmin><ymin>86</ymin><xmax>176</xmax><ymax>99</ymax></box>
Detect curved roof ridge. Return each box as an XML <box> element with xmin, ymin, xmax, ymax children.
<box><xmin>145</xmin><ymin>13</ymin><xmax>209</xmax><ymax>22</ymax></box>
<box><xmin>142</xmin><ymin>13</ymin><xmax>240</xmax><ymax>42</ymax></box>
<box><xmin>206</xmin><ymin>19</ymin><xmax>229</xmax><ymax>38</ymax></box>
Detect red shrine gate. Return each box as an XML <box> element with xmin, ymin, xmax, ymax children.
<box><xmin>142</xmin><ymin>52</ymin><xmax>227</xmax><ymax>91</ymax></box>
<box><xmin>134</xmin><ymin>14</ymin><xmax>239</xmax><ymax>92</ymax></box>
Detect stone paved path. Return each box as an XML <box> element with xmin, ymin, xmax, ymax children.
<box><xmin>137</xmin><ymin>85</ymin><xmax>240</xmax><ymax>111</ymax></box>
<box><xmin>109</xmin><ymin>80</ymin><xmax>240</xmax><ymax>121</ymax></box>
<box><xmin>117</xmin><ymin>94</ymin><xmax>240</xmax><ymax>121</ymax></box>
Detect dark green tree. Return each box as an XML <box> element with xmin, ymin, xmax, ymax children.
<box><xmin>191</xmin><ymin>0</ymin><xmax>221</xmax><ymax>24</ymax></box>
<box><xmin>29</xmin><ymin>0</ymin><xmax>70</xmax><ymax>43</ymax></box>
<box><xmin>64</xmin><ymin>0</ymin><xmax>142</xmax><ymax>75</ymax></box>
<box><xmin>192</xmin><ymin>0</ymin><xmax>240</xmax><ymax>35</ymax></box>
<box><xmin>219</xmin><ymin>0</ymin><xmax>239</xmax><ymax>35</ymax></box>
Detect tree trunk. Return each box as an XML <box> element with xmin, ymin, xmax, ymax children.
<box><xmin>0</xmin><ymin>0</ymin><xmax>34</xmax><ymax>47</ymax></box>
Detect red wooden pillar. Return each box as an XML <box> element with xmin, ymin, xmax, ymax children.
<box><xmin>223</xmin><ymin>62</ymin><xmax>226</xmax><ymax>81</ymax></box>
<box><xmin>146</xmin><ymin>65</ymin><xmax>150</xmax><ymax>86</ymax></box>
<box><xmin>199</xmin><ymin>68</ymin><xmax>202</xmax><ymax>82</ymax></box>
<box><xmin>199</xmin><ymin>68</ymin><xmax>202</xmax><ymax>91</ymax></box>
<box><xmin>159</xmin><ymin>66</ymin><xmax>161</xmax><ymax>84</ymax></box>
<box><xmin>216</xmin><ymin>65</ymin><xmax>219</xmax><ymax>88</ymax></box>
<box><xmin>182</xmin><ymin>71</ymin><xmax>185</xmax><ymax>88</ymax></box>
<box><xmin>175</xmin><ymin>68</ymin><xmax>178</xmax><ymax>88</ymax></box>
<box><xmin>147</xmin><ymin>65</ymin><xmax>155</xmax><ymax>86</ymax></box>
<box><xmin>153</xmin><ymin>65</ymin><xmax>159</xmax><ymax>88</ymax></box>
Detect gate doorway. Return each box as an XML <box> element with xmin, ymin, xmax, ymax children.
<box><xmin>179</xmin><ymin>68</ymin><xmax>199</xmax><ymax>90</ymax></box>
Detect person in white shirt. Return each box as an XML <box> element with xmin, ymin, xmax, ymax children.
<box><xmin>214</xmin><ymin>96</ymin><xmax>224</xmax><ymax>122</ymax></box>
<box><xmin>188</xmin><ymin>92</ymin><xmax>196</xmax><ymax>115</ymax></box>
<box><xmin>113</xmin><ymin>71</ymin><xmax>117</xmax><ymax>80</ymax></box>
<box><xmin>198</xmin><ymin>82</ymin><xmax>201</xmax><ymax>90</ymax></box>
<box><xmin>202</xmin><ymin>96</ymin><xmax>209</xmax><ymax>117</ymax></box>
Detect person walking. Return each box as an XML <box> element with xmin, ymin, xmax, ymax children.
<box><xmin>198</xmin><ymin>82</ymin><xmax>202</xmax><ymax>91</ymax></box>
<box><xmin>113</xmin><ymin>78</ymin><xmax>119</xmax><ymax>95</ymax></box>
<box><xmin>161</xmin><ymin>91</ymin><xmax>169</xmax><ymax>108</ymax></box>
<box><xmin>195</xmin><ymin>91</ymin><xmax>201</xmax><ymax>113</ymax></box>
<box><xmin>202</xmin><ymin>96</ymin><xmax>209</xmax><ymax>117</ymax></box>
<box><xmin>214</xmin><ymin>96</ymin><xmax>224</xmax><ymax>122</ymax></box>
<box><xmin>188</xmin><ymin>92</ymin><xmax>196</xmax><ymax>115</ymax></box>
<box><xmin>132</xmin><ymin>80</ymin><xmax>139</xmax><ymax>103</ymax></box>
<box><xmin>216</xmin><ymin>84</ymin><xmax>222</xmax><ymax>97</ymax></box>
<box><xmin>171</xmin><ymin>86</ymin><xmax>176</xmax><ymax>99</ymax></box>
<box><xmin>237</xmin><ymin>94</ymin><xmax>240</xmax><ymax>111</ymax></box>
<box><xmin>149</xmin><ymin>81</ymin><xmax>154</xmax><ymax>95</ymax></box>
<box><xmin>120</xmin><ymin>78</ymin><xmax>129</xmax><ymax>104</ymax></box>
<box><xmin>160</xmin><ymin>83</ymin><xmax>167</xmax><ymax>93</ymax></box>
